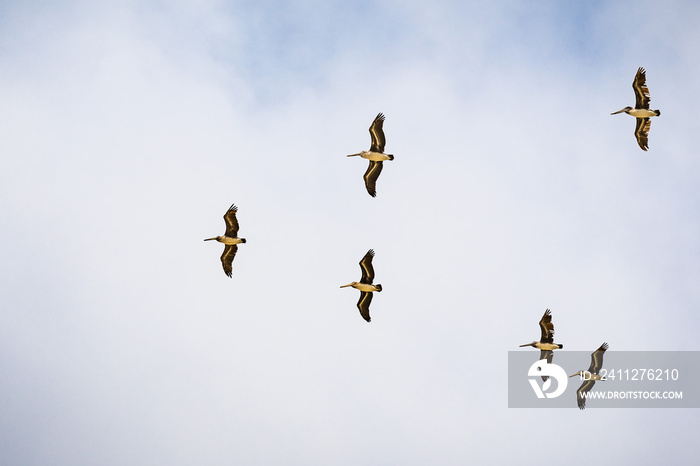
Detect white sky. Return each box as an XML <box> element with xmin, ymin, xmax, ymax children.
<box><xmin>1</xmin><ymin>0</ymin><xmax>699</xmax><ymax>464</ymax></box>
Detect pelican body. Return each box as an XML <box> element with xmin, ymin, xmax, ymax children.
<box><xmin>611</xmin><ymin>67</ymin><xmax>661</xmax><ymax>151</ymax></box>
<box><xmin>570</xmin><ymin>342</ymin><xmax>609</xmax><ymax>409</ymax></box>
<box><xmin>204</xmin><ymin>204</ymin><xmax>246</xmax><ymax>277</ymax></box>
<box><xmin>519</xmin><ymin>309</ymin><xmax>564</xmax><ymax>381</ymax></box>
<box><xmin>340</xmin><ymin>249</ymin><xmax>382</xmax><ymax>322</ymax></box>
<box><xmin>347</xmin><ymin>113</ymin><xmax>394</xmax><ymax>197</ymax></box>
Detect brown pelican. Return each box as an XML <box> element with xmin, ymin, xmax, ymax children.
<box><xmin>340</xmin><ymin>249</ymin><xmax>382</xmax><ymax>322</ymax></box>
<box><xmin>611</xmin><ymin>67</ymin><xmax>661</xmax><ymax>151</ymax></box>
<box><xmin>519</xmin><ymin>309</ymin><xmax>564</xmax><ymax>380</ymax></box>
<box><xmin>570</xmin><ymin>342</ymin><xmax>609</xmax><ymax>410</ymax></box>
<box><xmin>204</xmin><ymin>204</ymin><xmax>246</xmax><ymax>277</ymax></box>
<box><xmin>347</xmin><ymin>113</ymin><xmax>394</xmax><ymax>197</ymax></box>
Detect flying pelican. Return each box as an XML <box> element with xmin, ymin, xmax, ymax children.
<box><xmin>340</xmin><ymin>249</ymin><xmax>382</xmax><ymax>322</ymax></box>
<box><xmin>519</xmin><ymin>309</ymin><xmax>564</xmax><ymax>380</ymax></box>
<box><xmin>611</xmin><ymin>67</ymin><xmax>661</xmax><ymax>151</ymax></box>
<box><xmin>204</xmin><ymin>204</ymin><xmax>246</xmax><ymax>277</ymax></box>
<box><xmin>570</xmin><ymin>342</ymin><xmax>609</xmax><ymax>410</ymax></box>
<box><xmin>347</xmin><ymin>113</ymin><xmax>394</xmax><ymax>197</ymax></box>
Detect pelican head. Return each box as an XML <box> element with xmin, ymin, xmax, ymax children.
<box><xmin>204</xmin><ymin>236</ymin><xmax>221</xmax><ymax>242</ymax></box>
<box><xmin>340</xmin><ymin>282</ymin><xmax>359</xmax><ymax>288</ymax></box>
<box><xmin>611</xmin><ymin>106</ymin><xmax>632</xmax><ymax>115</ymax></box>
<box><xmin>519</xmin><ymin>341</ymin><xmax>538</xmax><ymax>348</ymax></box>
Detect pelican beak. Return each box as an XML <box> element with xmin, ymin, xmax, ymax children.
<box><xmin>518</xmin><ymin>343</ymin><xmax>533</xmax><ymax>347</ymax></box>
<box><xmin>346</xmin><ymin>153</ymin><xmax>361</xmax><ymax>157</ymax></box>
<box><xmin>203</xmin><ymin>237</ymin><xmax>218</xmax><ymax>241</ymax></box>
<box><xmin>340</xmin><ymin>283</ymin><xmax>354</xmax><ymax>288</ymax></box>
<box><xmin>610</xmin><ymin>108</ymin><xmax>626</xmax><ymax>115</ymax></box>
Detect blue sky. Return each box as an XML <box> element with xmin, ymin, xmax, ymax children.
<box><xmin>1</xmin><ymin>0</ymin><xmax>699</xmax><ymax>464</ymax></box>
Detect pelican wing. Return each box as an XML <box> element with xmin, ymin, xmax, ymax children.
<box><xmin>357</xmin><ymin>291</ymin><xmax>373</xmax><ymax>322</ymax></box>
<box><xmin>634</xmin><ymin>117</ymin><xmax>651</xmax><ymax>151</ymax></box>
<box><xmin>363</xmin><ymin>161</ymin><xmax>384</xmax><ymax>197</ymax></box>
<box><xmin>538</xmin><ymin>309</ymin><xmax>555</xmax><ymax>344</ymax></box>
<box><xmin>576</xmin><ymin>379</ymin><xmax>597</xmax><ymax>410</ymax></box>
<box><xmin>368</xmin><ymin>113</ymin><xmax>386</xmax><ymax>153</ymax></box>
<box><xmin>223</xmin><ymin>204</ymin><xmax>240</xmax><ymax>237</ymax></box>
<box><xmin>539</xmin><ymin>349</ymin><xmax>553</xmax><ymax>382</ymax></box>
<box><xmin>220</xmin><ymin>244</ymin><xmax>238</xmax><ymax>278</ymax></box>
<box><xmin>359</xmin><ymin>249</ymin><xmax>376</xmax><ymax>284</ymax></box>
<box><xmin>633</xmin><ymin>67</ymin><xmax>651</xmax><ymax>110</ymax></box>
<box><xmin>588</xmin><ymin>342</ymin><xmax>609</xmax><ymax>375</ymax></box>
<box><xmin>540</xmin><ymin>349</ymin><xmax>553</xmax><ymax>364</ymax></box>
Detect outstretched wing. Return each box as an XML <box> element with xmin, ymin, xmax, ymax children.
<box><xmin>369</xmin><ymin>113</ymin><xmax>386</xmax><ymax>153</ymax></box>
<box><xmin>588</xmin><ymin>342</ymin><xmax>609</xmax><ymax>374</ymax></box>
<box><xmin>359</xmin><ymin>249</ymin><xmax>376</xmax><ymax>284</ymax></box>
<box><xmin>576</xmin><ymin>379</ymin><xmax>597</xmax><ymax>410</ymax></box>
<box><xmin>223</xmin><ymin>204</ymin><xmax>240</xmax><ymax>237</ymax></box>
<box><xmin>363</xmin><ymin>161</ymin><xmax>384</xmax><ymax>198</ymax></box>
<box><xmin>357</xmin><ymin>291</ymin><xmax>373</xmax><ymax>322</ymax></box>
<box><xmin>539</xmin><ymin>349</ymin><xmax>553</xmax><ymax>381</ymax></box>
<box><xmin>634</xmin><ymin>117</ymin><xmax>651</xmax><ymax>151</ymax></box>
<box><xmin>220</xmin><ymin>244</ymin><xmax>238</xmax><ymax>278</ymax></box>
<box><xmin>538</xmin><ymin>309</ymin><xmax>555</xmax><ymax>344</ymax></box>
<box><xmin>633</xmin><ymin>67</ymin><xmax>651</xmax><ymax>110</ymax></box>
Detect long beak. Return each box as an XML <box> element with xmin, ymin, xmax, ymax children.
<box><xmin>610</xmin><ymin>108</ymin><xmax>626</xmax><ymax>115</ymax></box>
<box><xmin>203</xmin><ymin>237</ymin><xmax>218</xmax><ymax>241</ymax></box>
<box><xmin>340</xmin><ymin>283</ymin><xmax>354</xmax><ymax>288</ymax></box>
<box><xmin>569</xmin><ymin>372</ymin><xmax>581</xmax><ymax>378</ymax></box>
<box><xmin>346</xmin><ymin>153</ymin><xmax>361</xmax><ymax>157</ymax></box>
<box><xmin>518</xmin><ymin>343</ymin><xmax>533</xmax><ymax>347</ymax></box>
